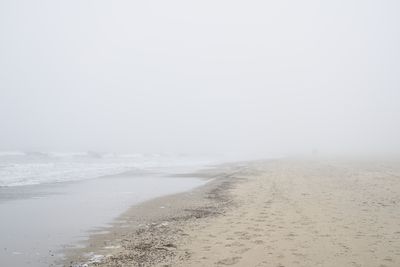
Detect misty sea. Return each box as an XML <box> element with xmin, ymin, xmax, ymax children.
<box><xmin>0</xmin><ymin>152</ymin><xmax>217</xmax><ymax>266</ymax></box>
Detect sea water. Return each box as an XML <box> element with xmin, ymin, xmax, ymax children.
<box><xmin>0</xmin><ymin>151</ymin><xmax>213</xmax><ymax>187</ymax></box>
<box><xmin>0</xmin><ymin>152</ymin><xmax>217</xmax><ymax>266</ymax></box>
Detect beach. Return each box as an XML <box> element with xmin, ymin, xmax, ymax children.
<box><xmin>0</xmin><ymin>172</ymin><xmax>207</xmax><ymax>267</ymax></box>
<box><xmin>66</xmin><ymin>158</ymin><xmax>400</xmax><ymax>267</ymax></box>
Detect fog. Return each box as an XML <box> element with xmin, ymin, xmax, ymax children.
<box><xmin>1</xmin><ymin>0</ymin><xmax>399</xmax><ymax>158</ymax></box>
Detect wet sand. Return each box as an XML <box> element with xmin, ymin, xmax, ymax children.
<box><xmin>66</xmin><ymin>158</ymin><xmax>400</xmax><ymax>267</ymax></box>
<box><xmin>0</xmin><ymin>171</ymin><xmax>206</xmax><ymax>267</ymax></box>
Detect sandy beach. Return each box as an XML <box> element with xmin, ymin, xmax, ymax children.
<box><xmin>0</xmin><ymin>168</ymin><xmax>207</xmax><ymax>267</ymax></box>
<box><xmin>3</xmin><ymin>1</ymin><xmax>399</xmax><ymax>266</ymax></box>
<box><xmin>65</xmin><ymin>158</ymin><xmax>400</xmax><ymax>267</ymax></box>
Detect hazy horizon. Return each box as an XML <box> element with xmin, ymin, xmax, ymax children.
<box><xmin>1</xmin><ymin>1</ymin><xmax>399</xmax><ymax>158</ymax></box>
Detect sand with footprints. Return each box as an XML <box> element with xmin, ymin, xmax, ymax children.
<box><xmin>66</xmin><ymin>159</ymin><xmax>400</xmax><ymax>267</ymax></box>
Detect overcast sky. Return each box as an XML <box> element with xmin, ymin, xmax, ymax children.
<box><xmin>0</xmin><ymin>0</ymin><xmax>399</xmax><ymax>157</ymax></box>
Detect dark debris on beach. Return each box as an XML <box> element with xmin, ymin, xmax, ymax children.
<box><xmin>73</xmin><ymin>174</ymin><xmax>241</xmax><ymax>267</ymax></box>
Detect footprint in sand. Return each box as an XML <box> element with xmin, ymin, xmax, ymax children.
<box><xmin>227</xmin><ymin>241</ymin><xmax>245</xmax><ymax>247</ymax></box>
<box><xmin>216</xmin><ymin>256</ymin><xmax>242</xmax><ymax>265</ymax></box>
<box><xmin>233</xmin><ymin>247</ymin><xmax>250</xmax><ymax>254</ymax></box>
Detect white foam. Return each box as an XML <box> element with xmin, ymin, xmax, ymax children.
<box><xmin>0</xmin><ymin>152</ymin><xmax>218</xmax><ymax>187</ymax></box>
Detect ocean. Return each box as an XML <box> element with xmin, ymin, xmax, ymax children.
<box><xmin>0</xmin><ymin>151</ymin><xmax>218</xmax><ymax>266</ymax></box>
<box><xmin>0</xmin><ymin>151</ymin><xmax>214</xmax><ymax>187</ymax></box>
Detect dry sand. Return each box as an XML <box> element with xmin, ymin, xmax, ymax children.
<box><xmin>65</xmin><ymin>158</ymin><xmax>400</xmax><ymax>267</ymax></box>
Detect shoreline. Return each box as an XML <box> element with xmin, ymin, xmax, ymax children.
<box><xmin>65</xmin><ymin>158</ymin><xmax>400</xmax><ymax>267</ymax></box>
<box><xmin>64</xmin><ymin>162</ymin><xmax>247</xmax><ymax>266</ymax></box>
<box><xmin>0</xmin><ymin>167</ymin><xmax>210</xmax><ymax>267</ymax></box>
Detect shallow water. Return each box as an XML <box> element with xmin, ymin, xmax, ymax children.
<box><xmin>0</xmin><ymin>172</ymin><xmax>207</xmax><ymax>267</ymax></box>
